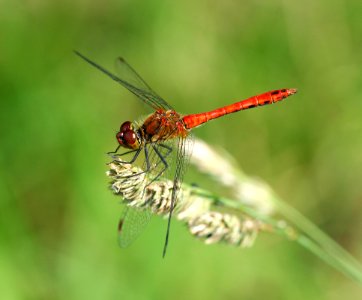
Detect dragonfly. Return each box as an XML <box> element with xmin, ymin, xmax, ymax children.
<box><xmin>75</xmin><ymin>51</ymin><xmax>297</xmax><ymax>257</ymax></box>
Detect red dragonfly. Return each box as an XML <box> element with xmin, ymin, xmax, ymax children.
<box><xmin>75</xmin><ymin>51</ymin><xmax>297</xmax><ymax>256</ymax></box>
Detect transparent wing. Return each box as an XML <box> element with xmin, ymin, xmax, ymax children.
<box><xmin>74</xmin><ymin>51</ymin><xmax>173</xmax><ymax>111</ymax></box>
<box><xmin>117</xmin><ymin>135</ymin><xmax>194</xmax><ymax>255</ymax></box>
<box><xmin>162</xmin><ymin>134</ymin><xmax>194</xmax><ymax>257</ymax></box>
<box><xmin>118</xmin><ymin>206</ymin><xmax>152</xmax><ymax>248</ymax></box>
<box><xmin>115</xmin><ymin>57</ymin><xmax>173</xmax><ymax>111</ymax></box>
<box><xmin>115</xmin><ymin>139</ymin><xmax>176</xmax><ymax>249</ymax></box>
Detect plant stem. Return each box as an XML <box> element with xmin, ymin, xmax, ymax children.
<box><xmin>191</xmin><ymin>185</ymin><xmax>362</xmax><ymax>284</ymax></box>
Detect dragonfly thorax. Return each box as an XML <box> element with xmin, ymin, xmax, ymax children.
<box><xmin>141</xmin><ymin>110</ymin><xmax>188</xmax><ymax>143</ymax></box>
<box><xmin>116</xmin><ymin>121</ymin><xmax>141</xmax><ymax>150</ymax></box>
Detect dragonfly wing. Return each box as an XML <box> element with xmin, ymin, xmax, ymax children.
<box><xmin>118</xmin><ymin>206</ymin><xmax>152</xmax><ymax>248</ymax></box>
<box><xmin>74</xmin><ymin>51</ymin><xmax>173</xmax><ymax>111</ymax></box>
<box><xmin>162</xmin><ymin>134</ymin><xmax>194</xmax><ymax>257</ymax></box>
<box><xmin>115</xmin><ymin>57</ymin><xmax>173</xmax><ymax>111</ymax></box>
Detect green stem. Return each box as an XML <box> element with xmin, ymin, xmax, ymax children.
<box><xmin>191</xmin><ymin>185</ymin><xmax>362</xmax><ymax>284</ymax></box>
<box><xmin>270</xmin><ymin>192</ymin><xmax>362</xmax><ymax>283</ymax></box>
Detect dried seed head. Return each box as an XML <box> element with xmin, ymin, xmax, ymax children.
<box><xmin>235</xmin><ymin>180</ymin><xmax>274</xmax><ymax>215</ymax></box>
<box><xmin>106</xmin><ymin>158</ymin><xmax>208</xmax><ymax>217</ymax></box>
<box><xmin>107</xmin><ymin>157</ymin><xmax>261</xmax><ymax>248</ymax></box>
<box><xmin>107</xmin><ymin>161</ymin><xmax>147</xmax><ymax>206</ymax></box>
<box><xmin>191</xmin><ymin>138</ymin><xmax>275</xmax><ymax>215</ymax></box>
<box><xmin>191</xmin><ymin>139</ymin><xmax>239</xmax><ymax>187</ymax></box>
<box><xmin>188</xmin><ymin>212</ymin><xmax>260</xmax><ymax>247</ymax></box>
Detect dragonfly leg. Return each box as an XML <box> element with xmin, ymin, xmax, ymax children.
<box><xmin>107</xmin><ymin>145</ymin><xmax>121</xmax><ymax>155</ymax></box>
<box><xmin>143</xmin><ymin>144</ymin><xmax>152</xmax><ymax>172</ymax></box>
<box><xmin>112</xmin><ymin>143</ymin><xmax>172</xmax><ymax>191</ymax></box>
<box><xmin>144</xmin><ymin>143</ymin><xmax>171</xmax><ymax>186</ymax></box>
<box><xmin>152</xmin><ymin>143</ymin><xmax>173</xmax><ymax>166</ymax></box>
<box><xmin>115</xmin><ymin>146</ymin><xmax>151</xmax><ymax>179</ymax></box>
<box><xmin>109</xmin><ymin>148</ymin><xmax>142</xmax><ymax>165</ymax></box>
<box><xmin>123</xmin><ymin>143</ymin><xmax>172</xmax><ymax>181</ymax></box>
<box><xmin>109</xmin><ymin>149</ymin><xmax>135</xmax><ymax>157</ymax></box>
<box><xmin>158</xmin><ymin>143</ymin><xmax>172</xmax><ymax>153</ymax></box>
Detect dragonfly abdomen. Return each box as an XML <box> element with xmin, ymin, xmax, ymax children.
<box><xmin>183</xmin><ymin>88</ymin><xmax>297</xmax><ymax>129</ymax></box>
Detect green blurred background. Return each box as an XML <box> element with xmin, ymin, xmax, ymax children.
<box><xmin>1</xmin><ymin>0</ymin><xmax>361</xmax><ymax>299</ymax></box>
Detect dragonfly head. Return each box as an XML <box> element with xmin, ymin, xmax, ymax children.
<box><xmin>116</xmin><ymin>121</ymin><xmax>140</xmax><ymax>149</ymax></box>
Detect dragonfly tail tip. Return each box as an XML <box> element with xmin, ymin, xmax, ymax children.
<box><xmin>287</xmin><ymin>88</ymin><xmax>298</xmax><ymax>95</ymax></box>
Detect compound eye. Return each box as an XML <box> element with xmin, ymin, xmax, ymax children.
<box><xmin>123</xmin><ymin>130</ymin><xmax>137</xmax><ymax>146</ymax></box>
<box><xmin>116</xmin><ymin>131</ymin><xmax>124</xmax><ymax>145</ymax></box>
<box><xmin>120</xmin><ymin>121</ymin><xmax>132</xmax><ymax>133</ymax></box>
